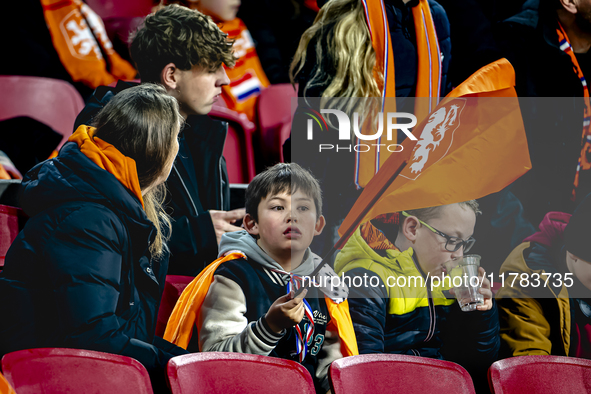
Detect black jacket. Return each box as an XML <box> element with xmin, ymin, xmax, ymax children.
<box><xmin>74</xmin><ymin>81</ymin><xmax>231</xmax><ymax>276</ymax></box>
<box><xmin>495</xmin><ymin>0</ymin><xmax>591</xmax><ymax>222</ymax></box>
<box><xmin>210</xmin><ymin>259</ymin><xmax>333</xmax><ymax>393</ymax></box>
<box><xmin>0</xmin><ymin>142</ymin><xmax>187</xmax><ymax>390</ymax></box>
<box><xmin>469</xmin><ymin>0</ymin><xmax>591</xmax><ymax>275</ymax></box>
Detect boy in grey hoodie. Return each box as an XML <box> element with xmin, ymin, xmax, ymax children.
<box><xmin>197</xmin><ymin>163</ymin><xmax>355</xmax><ymax>393</ymax></box>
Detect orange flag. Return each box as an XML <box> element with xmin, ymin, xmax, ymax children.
<box><xmin>337</xmin><ymin>58</ymin><xmax>531</xmax><ymax>246</ymax></box>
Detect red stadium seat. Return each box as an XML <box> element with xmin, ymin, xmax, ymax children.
<box><xmin>167</xmin><ymin>352</ymin><xmax>316</xmax><ymax>394</ymax></box>
<box><xmin>256</xmin><ymin>83</ymin><xmax>297</xmax><ymax>168</ymax></box>
<box><xmin>488</xmin><ymin>355</ymin><xmax>591</xmax><ymax>394</ymax></box>
<box><xmin>210</xmin><ymin>105</ymin><xmax>257</xmax><ymax>184</ymax></box>
<box><xmin>1</xmin><ymin>348</ymin><xmax>153</xmax><ymax>394</ymax></box>
<box><xmin>155</xmin><ymin>275</ymin><xmax>194</xmax><ymax>338</ymax></box>
<box><xmin>278</xmin><ymin>121</ymin><xmax>292</xmax><ymax>163</ymax></box>
<box><xmin>329</xmin><ymin>354</ymin><xmax>476</xmax><ymax>394</ymax></box>
<box><xmin>0</xmin><ymin>76</ymin><xmax>85</xmax><ymax>150</ymax></box>
<box><xmin>0</xmin><ymin>204</ymin><xmax>28</xmax><ymax>270</ymax></box>
<box><xmin>0</xmin><ymin>371</ymin><xmax>16</xmax><ymax>394</ymax></box>
<box><xmin>82</xmin><ymin>0</ymin><xmax>151</xmax><ymax>65</ymax></box>
<box><xmin>83</xmin><ymin>0</ymin><xmax>153</xmax><ymax>19</ymax></box>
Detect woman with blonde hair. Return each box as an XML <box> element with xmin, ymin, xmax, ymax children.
<box><xmin>287</xmin><ymin>0</ymin><xmax>451</xmax><ymax>261</ymax></box>
<box><xmin>0</xmin><ymin>84</ymin><xmax>188</xmax><ymax>391</ymax></box>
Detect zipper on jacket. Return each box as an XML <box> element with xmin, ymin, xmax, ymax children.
<box><xmin>411</xmin><ymin>253</ymin><xmax>437</xmax><ymax>343</ymax></box>
<box><xmin>173</xmin><ymin>164</ymin><xmax>198</xmax><ymax>216</ymax></box>
<box><xmin>424</xmin><ymin>277</ymin><xmax>437</xmax><ymax>343</ymax></box>
<box><xmin>218</xmin><ymin>157</ymin><xmax>224</xmax><ymax>209</ymax></box>
<box><xmin>218</xmin><ymin>123</ymin><xmax>228</xmax><ymax>209</ymax></box>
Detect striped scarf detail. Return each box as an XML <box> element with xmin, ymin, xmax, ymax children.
<box><xmin>557</xmin><ymin>21</ymin><xmax>591</xmax><ymax>200</ymax></box>
<box><xmin>269</xmin><ymin>268</ymin><xmax>315</xmax><ymax>363</ymax></box>
<box><xmin>355</xmin><ymin>0</ymin><xmax>441</xmax><ymax>188</ymax></box>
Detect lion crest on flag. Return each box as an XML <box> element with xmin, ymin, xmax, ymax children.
<box><xmin>406</xmin><ymin>99</ymin><xmax>466</xmax><ymax>178</ymax></box>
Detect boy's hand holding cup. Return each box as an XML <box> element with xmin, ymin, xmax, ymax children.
<box><xmin>265</xmin><ymin>289</ymin><xmax>308</xmax><ymax>334</ymax></box>
<box><xmin>445</xmin><ymin>254</ymin><xmax>493</xmax><ymax>312</ymax></box>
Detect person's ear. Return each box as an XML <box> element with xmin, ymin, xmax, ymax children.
<box><xmin>314</xmin><ymin>215</ymin><xmax>326</xmax><ymax>236</ymax></box>
<box><xmin>160</xmin><ymin>62</ymin><xmax>179</xmax><ymax>92</ymax></box>
<box><xmin>401</xmin><ymin>215</ymin><xmax>419</xmax><ymax>242</ymax></box>
<box><xmin>559</xmin><ymin>0</ymin><xmax>578</xmax><ymax>14</ymax></box>
<box><xmin>243</xmin><ymin>213</ymin><xmax>259</xmax><ymax>236</ymax></box>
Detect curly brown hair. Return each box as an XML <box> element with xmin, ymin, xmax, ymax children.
<box><xmin>130</xmin><ymin>4</ymin><xmax>236</xmax><ymax>83</ymax></box>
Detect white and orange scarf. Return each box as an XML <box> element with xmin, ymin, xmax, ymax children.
<box><xmin>41</xmin><ymin>0</ymin><xmax>137</xmax><ymax>89</ymax></box>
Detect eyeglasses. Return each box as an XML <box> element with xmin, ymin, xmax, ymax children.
<box><xmin>401</xmin><ymin>211</ymin><xmax>476</xmax><ymax>253</ymax></box>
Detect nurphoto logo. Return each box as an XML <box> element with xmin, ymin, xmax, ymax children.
<box><xmin>304</xmin><ymin>107</ymin><xmax>417</xmax><ymax>153</ymax></box>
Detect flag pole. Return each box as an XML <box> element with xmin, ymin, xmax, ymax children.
<box><xmin>294</xmin><ymin>160</ymin><xmax>408</xmax><ymax>296</ymax></box>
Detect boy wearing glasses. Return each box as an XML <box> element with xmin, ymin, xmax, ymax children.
<box><xmin>335</xmin><ymin>201</ymin><xmax>499</xmax><ymax>393</ymax></box>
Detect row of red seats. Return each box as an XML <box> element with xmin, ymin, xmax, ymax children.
<box><xmin>0</xmin><ymin>75</ymin><xmax>296</xmax><ymax>185</ymax></box>
<box><xmin>2</xmin><ymin>348</ymin><xmax>590</xmax><ymax>394</ymax></box>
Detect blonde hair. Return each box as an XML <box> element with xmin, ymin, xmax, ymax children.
<box><xmin>93</xmin><ymin>84</ymin><xmax>184</xmax><ymax>259</ymax></box>
<box><xmin>405</xmin><ymin>201</ymin><xmax>483</xmax><ymax>222</ymax></box>
<box><xmin>290</xmin><ymin>0</ymin><xmax>381</xmax><ymax>123</ymax></box>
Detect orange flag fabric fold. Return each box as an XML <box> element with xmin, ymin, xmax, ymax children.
<box><xmin>338</xmin><ymin>58</ymin><xmax>531</xmax><ymax>244</ymax></box>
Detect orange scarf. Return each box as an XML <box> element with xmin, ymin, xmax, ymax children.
<box><xmin>0</xmin><ymin>371</ymin><xmax>16</xmax><ymax>394</ymax></box>
<box><xmin>0</xmin><ymin>152</ymin><xmax>22</xmax><ymax>180</ymax></box>
<box><xmin>41</xmin><ymin>0</ymin><xmax>137</xmax><ymax>89</ymax></box>
<box><xmin>556</xmin><ymin>21</ymin><xmax>591</xmax><ymax>200</ymax></box>
<box><xmin>360</xmin><ymin>220</ymin><xmax>397</xmax><ymax>250</ymax></box>
<box><xmin>220</xmin><ymin>18</ymin><xmax>270</xmax><ymax>122</ymax></box>
<box><xmin>163</xmin><ymin>252</ymin><xmax>359</xmax><ymax>357</ymax></box>
<box><xmin>69</xmin><ymin>125</ymin><xmax>144</xmax><ymax>208</ymax></box>
<box><xmin>355</xmin><ymin>0</ymin><xmax>441</xmax><ymax>188</ymax></box>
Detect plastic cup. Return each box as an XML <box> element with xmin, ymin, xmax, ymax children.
<box><xmin>444</xmin><ymin>254</ymin><xmax>484</xmax><ymax>312</ymax></box>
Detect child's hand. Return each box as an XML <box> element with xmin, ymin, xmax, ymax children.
<box><xmin>265</xmin><ymin>289</ymin><xmax>308</xmax><ymax>334</ymax></box>
<box><xmin>476</xmin><ymin>267</ymin><xmax>493</xmax><ymax>311</ymax></box>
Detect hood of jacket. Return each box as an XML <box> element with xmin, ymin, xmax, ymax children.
<box><xmin>218</xmin><ymin>230</ymin><xmax>321</xmax><ymax>277</ymax></box>
<box><xmin>523</xmin><ymin>211</ymin><xmax>571</xmax><ymax>248</ymax></box>
<box><xmin>505</xmin><ymin>0</ymin><xmax>540</xmax><ymax>29</ymax></box>
<box><xmin>19</xmin><ymin>125</ymin><xmax>151</xmax><ymax>233</ymax></box>
<box><xmin>504</xmin><ymin>0</ymin><xmax>565</xmax><ymax>51</ymax></box>
<box><xmin>497</xmin><ymin>212</ymin><xmax>571</xmax><ymax>299</ymax></box>
<box><xmin>334</xmin><ymin>226</ymin><xmax>418</xmax><ymax>278</ymax></box>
